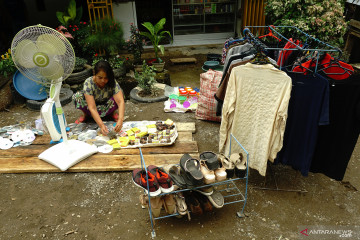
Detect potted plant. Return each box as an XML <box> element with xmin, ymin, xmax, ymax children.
<box><xmin>0</xmin><ymin>49</ymin><xmax>17</xmax><ymax>110</ymax></box>
<box><xmin>134</xmin><ymin>61</ymin><xmax>157</xmax><ymax>95</ymax></box>
<box><xmin>0</xmin><ymin>49</ymin><xmax>17</xmax><ymax>88</ymax></box>
<box><xmin>125</xmin><ymin>23</ymin><xmax>144</xmax><ymax>65</ymax></box>
<box><xmin>130</xmin><ymin>60</ymin><xmax>170</xmax><ymax>102</ymax></box>
<box><xmin>85</xmin><ymin>17</ymin><xmax>124</xmax><ymax>59</ymax></box>
<box><xmin>140</xmin><ymin>18</ymin><xmax>172</xmax><ymax>72</ymax></box>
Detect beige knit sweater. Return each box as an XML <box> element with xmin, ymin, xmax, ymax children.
<box><xmin>219</xmin><ymin>63</ymin><xmax>292</xmax><ymax>176</ymax></box>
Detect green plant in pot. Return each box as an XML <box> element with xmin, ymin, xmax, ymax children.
<box><xmin>85</xmin><ymin>17</ymin><xmax>124</xmax><ymax>59</ymax></box>
<box><xmin>0</xmin><ymin>49</ymin><xmax>17</xmax><ymax>88</ymax></box>
<box><xmin>134</xmin><ymin>60</ymin><xmax>157</xmax><ymax>96</ymax></box>
<box><xmin>140</xmin><ymin>18</ymin><xmax>172</xmax><ymax>72</ymax></box>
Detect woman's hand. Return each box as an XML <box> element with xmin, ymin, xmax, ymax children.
<box><xmin>114</xmin><ymin>120</ymin><xmax>123</xmax><ymax>133</ymax></box>
<box><xmin>100</xmin><ymin>124</ymin><xmax>109</xmax><ymax>136</ymax></box>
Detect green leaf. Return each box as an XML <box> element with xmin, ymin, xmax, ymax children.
<box><xmin>75</xmin><ymin>7</ymin><xmax>83</xmax><ymax>23</ymax></box>
<box><xmin>158</xmin><ymin>45</ymin><xmax>164</xmax><ymax>55</ymax></box>
<box><xmin>154</xmin><ymin>18</ymin><xmax>166</xmax><ymax>34</ymax></box>
<box><xmin>68</xmin><ymin>0</ymin><xmax>76</xmax><ymax>20</ymax></box>
<box><xmin>141</xmin><ymin>22</ymin><xmax>155</xmax><ymax>36</ymax></box>
<box><xmin>63</xmin><ymin>16</ymin><xmax>72</xmax><ymax>24</ymax></box>
<box><xmin>159</xmin><ymin>30</ymin><xmax>172</xmax><ymax>41</ymax></box>
<box><xmin>139</xmin><ymin>31</ymin><xmax>153</xmax><ymax>41</ymax></box>
<box><xmin>56</xmin><ymin>12</ymin><xmax>66</xmax><ymax>25</ymax></box>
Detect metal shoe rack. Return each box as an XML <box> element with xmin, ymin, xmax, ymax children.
<box><xmin>138</xmin><ymin>133</ymin><xmax>249</xmax><ymax>238</ymax></box>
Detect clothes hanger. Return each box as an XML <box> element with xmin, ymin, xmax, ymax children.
<box><xmin>258</xmin><ymin>25</ymin><xmax>281</xmax><ymax>42</ymax></box>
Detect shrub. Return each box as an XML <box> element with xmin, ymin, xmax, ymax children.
<box><xmin>125</xmin><ymin>23</ymin><xmax>144</xmax><ymax>64</ymax></box>
<box><xmin>85</xmin><ymin>17</ymin><xmax>124</xmax><ymax>59</ymax></box>
<box><xmin>265</xmin><ymin>0</ymin><xmax>347</xmax><ymax>47</ymax></box>
<box><xmin>109</xmin><ymin>55</ymin><xmax>124</xmax><ymax>69</ymax></box>
<box><xmin>0</xmin><ymin>50</ymin><xmax>17</xmax><ymax>78</ymax></box>
<box><xmin>134</xmin><ymin>61</ymin><xmax>157</xmax><ymax>95</ymax></box>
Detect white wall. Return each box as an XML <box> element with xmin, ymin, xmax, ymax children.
<box><xmin>113</xmin><ymin>2</ymin><xmax>137</xmax><ymax>41</ymax></box>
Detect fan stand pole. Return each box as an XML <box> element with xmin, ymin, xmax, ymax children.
<box><xmin>54</xmin><ymin>98</ymin><xmax>68</xmax><ymax>144</ymax></box>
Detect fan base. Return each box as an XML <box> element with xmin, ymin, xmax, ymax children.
<box><xmin>38</xmin><ymin>140</ymin><xmax>98</xmax><ymax>171</ymax></box>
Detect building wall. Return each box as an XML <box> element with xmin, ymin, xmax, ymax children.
<box><xmin>113</xmin><ymin>2</ymin><xmax>138</xmax><ymax>40</ymax></box>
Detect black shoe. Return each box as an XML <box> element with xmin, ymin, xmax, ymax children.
<box><xmin>199</xmin><ymin>151</ymin><xmax>220</xmax><ymax>170</ymax></box>
<box><xmin>180</xmin><ymin>154</ymin><xmax>204</xmax><ymax>187</ymax></box>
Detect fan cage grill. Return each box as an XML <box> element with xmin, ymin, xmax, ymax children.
<box><xmin>11</xmin><ymin>25</ymin><xmax>75</xmax><ymax>86</ymax></box>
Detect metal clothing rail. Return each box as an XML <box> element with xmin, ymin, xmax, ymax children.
<box><xmin>243</xmin><ymin>25</ymin><xmax>343</xmax><ymax>73</ymax></box>
<box><xmin>139</xmin><ymin>133</ymin><xmax>249</xmax><ymax>238</ymax></box>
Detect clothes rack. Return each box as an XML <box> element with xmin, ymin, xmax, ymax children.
<box><xmin>243</xmin><ymin>25</ymin><xmax>343</xmax><ymax>73</ymax></box>
<box><xmin>235</xmin><ymin>25</ymin><xmax>355</xmax><ymax>183</ymax></box>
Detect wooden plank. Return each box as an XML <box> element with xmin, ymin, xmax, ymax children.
<box><xmin>170</xmin><ymin>58</ymin><xmax>197</xmax><ymax>64</ymax></box>
<box><xmin>0</xmin><ymin>153</ymin><xmax>200</xmax><ymax>173</ymax></box>
<box><xmin>177</xmin><ymin>131</ymin><xmax>193</xmax><ymax>142</ymax></box>
<box><xmin>0</xmin><ymin>141</ymin><xmax>198</xmax><ymax>157</ymax></box>
<box><xmin>176</xmin><ymin>122</ymin><xmax>196</xmax><ymax>133</ymax></box>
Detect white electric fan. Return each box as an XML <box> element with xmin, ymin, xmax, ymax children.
<box><xmin>11</xmin><ymin>25</ymin><xmax>97</xmax><ymax>171</ymax></box>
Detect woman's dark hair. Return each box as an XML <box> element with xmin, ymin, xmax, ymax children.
<box><xmin>94</xmin><ymin>60</ymin><xmax>115</xmax><ymax>88</ymax></box>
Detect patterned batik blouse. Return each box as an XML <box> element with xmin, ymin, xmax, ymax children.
<box><xmin>83</xmin><ymin>77</ymin><xmax>121</xmax><ymax>104</ymax></box>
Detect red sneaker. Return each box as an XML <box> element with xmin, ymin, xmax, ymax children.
<box><xmin>132</xmin><ymin>168</ymin><xmax>161</xmax><ymax>197</ymax></box>
<box><xmin>147</xmin><ymin>165</ymin><xmax>174</xmax><ymax>193</ymax></box>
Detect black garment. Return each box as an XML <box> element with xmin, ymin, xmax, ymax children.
<box><xmin>276</xmin><ymin>72</ymin><xmax>330</xmax><ymax>176</ymax></box>
<box><xmin>310</xmin><ymin>72</ymin><xmax>360</xmax><ymax>181</ymax></box>
<box><xmin>215</xmin><ymin>48</ymin><xmax>256</xmax><ymax>116</ymax></box>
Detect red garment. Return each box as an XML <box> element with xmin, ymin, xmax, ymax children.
<box><xmin>293</xmin><ymin>53</ymin><xmax>354</xmax><ymax>80</ymax></box>
<box><xmin>277</xmin><ymin>38</ymin><xmax>302</xmax><ymax>66</ymax></box>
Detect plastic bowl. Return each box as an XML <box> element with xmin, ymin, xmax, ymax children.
<box><xmin>204</xmin><ymin>61</ymin><xmax>220</xmax><ymax>67</ymax></box>
<box><xmin>13</xmin><ymin>71</ymin><xmax>47</xmax><ymax>100</ymax></box>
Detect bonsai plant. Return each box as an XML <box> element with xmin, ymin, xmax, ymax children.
<box><xmin>85</xmin><ymin>17</ymin><xmax>124</xmax><ymax>59</ymax></box>
<box><xmin>139</xmin><ymin>18</ymin><xmax>172</xmax><ymax>72</ymax></box>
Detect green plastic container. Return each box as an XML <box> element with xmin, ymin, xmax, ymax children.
<box><xmin>178</xmin><ymin>96</ymin><xmax>187</xmax><ymax>104</ymax></box>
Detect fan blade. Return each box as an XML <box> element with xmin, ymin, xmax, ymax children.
<box><xmin>36</xmin><ymin>34</ymin><xmax>66</xmax><ymax>55</ymax></box>
<box><xmin>13</xmin><ymin>39</ymin><xmax>37</xmax><ymax>68</ymax></box>
<box><xmin>39</xmin><ymin>60</ymin><xmax>64</xmax><ymax>81</ymax></box>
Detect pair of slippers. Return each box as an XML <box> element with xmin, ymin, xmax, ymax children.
<box><xmin>163</xmin><ymin>163</ymin><xmax>200</xmax><ymax>189</ymax></box>
<box><xmin>220</xmin><ymin>153</ymin><xmax>247</xmax><ymax>178</ymax></box>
